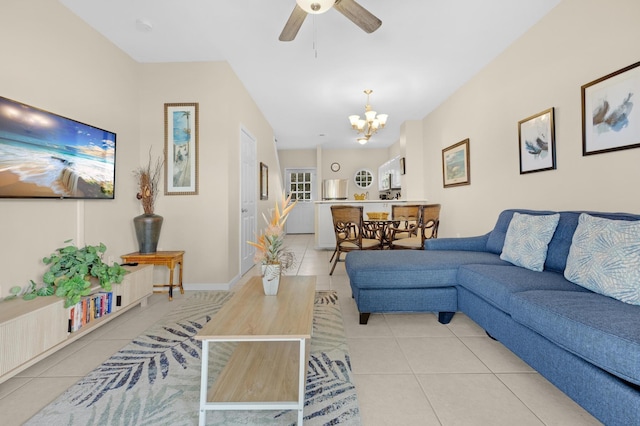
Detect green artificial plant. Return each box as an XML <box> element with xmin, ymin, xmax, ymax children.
<box><xmin>38</xmin><ymin>240</ymin><xmax>127</xmax><ymax>308</ymax></box>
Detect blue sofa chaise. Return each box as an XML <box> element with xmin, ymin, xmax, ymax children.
<box><xmin>345</xmin><ymin>209</ymin><xmax>640</xmax><ymax>426</ymax></box>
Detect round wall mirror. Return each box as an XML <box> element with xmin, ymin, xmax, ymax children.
<box><xmin>354</xmin><ymin>169</ymin><xmax>373</xmax><ymax>189</ymax></box>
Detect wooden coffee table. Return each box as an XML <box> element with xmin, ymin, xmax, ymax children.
<box><xmin>195</xmin><ymin>275</ymin><xmax>316</xmax><ymax>425</ymax></box>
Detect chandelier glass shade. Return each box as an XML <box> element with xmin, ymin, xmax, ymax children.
<box><xmin>348</xmin><ymin>89</ymin><xmax>388</xmax><ymax>145</ymax></box>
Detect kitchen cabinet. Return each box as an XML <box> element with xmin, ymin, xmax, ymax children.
<box><xmin>378</xmin><ymin>156</ymin><xmax>402</xmax><ymax>191</ymax></box>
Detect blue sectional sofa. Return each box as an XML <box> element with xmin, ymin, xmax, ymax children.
<box><xmin>345</xmin><ymin>209</ymin><xmax>640</xmax><ymax>426</ymax></box>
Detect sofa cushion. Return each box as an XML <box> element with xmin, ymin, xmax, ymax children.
<box><xmin>487</xmin><ymin>210</ymin><xmax>580</xmax><ymax>273</ymax></box>
<box><xmin>486</xmin><ymin>210</ymin><xmax>640</xmax><ymax>273</ymax></box>
<box><xmin>565</xmin><ymin>213</ymin><xmax>640</xmax><ymax>306</ymax></box>
<box><xmin>486</xmin><ymin>209</ymin><xmax>556</xmax><ymax>255</ymax></box>
<box><xmin>511</xmin><ymin>290</ymin><xmax>640</xmax><ymax>386</ymax></box>
<box><xmin>345</xmin><ymin>250</ymin><xmax>508</xmax><ymax>290</ymax></box>
<box><xmin>500</xmin><ymin>212</ymin><xmax>559</xmax><ymax>271</ymax></box>
<box><xmin>456</xmin><ymin>264</ymin><xmax>589</xmax><ymax>313</ymax></box>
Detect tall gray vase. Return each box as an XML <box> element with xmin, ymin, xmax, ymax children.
<box><xmin>133</xmin><ymin>214</ymin><xmax>163</xmax><ymax>254</ymax></box>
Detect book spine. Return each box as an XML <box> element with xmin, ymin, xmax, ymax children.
<box><xmin>74</xmin><ymin>302</ymin><xmax>81</xmax><ymax>331</ymax></box>
<box><xmin>90</xmin><ymin>298</ymin><xmax>96</xmax><ymax>321</ymax></box>
<box><xmin>81</xmin><ymin>298</ymin><xmax>87</xmax><ymax>326</ymax></box>
<box><xmin>69</xmin><ymin>307</ymin><xmax>75</xmax><ymax>332</ymax></box>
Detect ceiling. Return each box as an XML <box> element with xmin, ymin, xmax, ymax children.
<box><xmin>59</xmin><ymin>0</ymin><xmax>560</xmax><ymax>150</ymax></box>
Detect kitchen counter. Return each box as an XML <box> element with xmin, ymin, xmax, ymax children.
<box><xmin>315</xmin><ymin>199</ymin><xmax>428</xmax><ymax>204</ymax></box>
<box><xmin>314</xmin><ymin>200</ymin><xmax>429</xmax><ymax>249</ymax></box>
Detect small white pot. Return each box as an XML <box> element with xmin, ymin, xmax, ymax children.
<box><xmin>261</xmin><ymin>263</ymin><xmax>281</xmax><ymax>296</ymax></box>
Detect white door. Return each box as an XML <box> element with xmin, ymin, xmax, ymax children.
<box><xmin>240</xmin><ymin>128</ymin><xmax>257</xmax><ymax>275</ymax></box>
<box><xmin>285</xmin><ymin>168</ymin><xmax>316</xmax><ymax>234</ymax></box>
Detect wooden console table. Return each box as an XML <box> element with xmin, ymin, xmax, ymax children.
<box><xmin>195</xmin><ymin>275</ymin><xmax>316</xmax><ymax>425</ymax></box>
<box><xmin>121</xmin><ymin>251</ymin><xmax>184</xmax><ymax>300</ymax></box>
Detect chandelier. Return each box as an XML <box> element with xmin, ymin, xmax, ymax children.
<box><xmin>348</xmin><ymin>89</ymin><xmax>388</xmax><ymax>145</ymax></box>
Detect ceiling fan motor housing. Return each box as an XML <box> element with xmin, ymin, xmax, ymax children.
<box><xmin>296</xmin><ymin>0</ymin><xmax>335</xmax><ymax>14</ymax></box>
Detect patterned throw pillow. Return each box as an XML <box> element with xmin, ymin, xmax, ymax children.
<box><xmin>500</xmin><ymin>212</ymin><xmax>560</xmax><ymax>272</ymax></box>
<box><xmin>565</xmin><ymin>213</ymin><xmax>640</xmax><ymax>305</ymax></box>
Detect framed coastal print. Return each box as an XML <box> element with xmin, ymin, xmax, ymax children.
<box><xmin>442</xmin><ymin>139</ymin><xmax>470</xmax><ymax>188</ymax></box>
<box><xmin>260</xmin><ymin>162</ymin><xmax>268</xmax><ymax>200</ymax></box>
<box><xmin>164</xmin><ymin>102</ymin><xmax>199</xmax><ymax>195</ymax></box>
<box><xmin>518</xmin><ymin>107</ymin><xmax>556</xmax><ymax>174</ymax></box>
<box><xmin>582</xmin><ymin>61</ymin><xmax>640</xmax><ymax>156</ymax></box>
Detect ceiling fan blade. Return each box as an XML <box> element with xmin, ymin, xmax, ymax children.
<box><xmin>334</xmin><ymin>0</ymin><xmax>382</xmax><ymax>33</ymax></box>
<box><xmin>279</xmin><ymin>5</ymin><xmax>308</xmax><ymax>41</ymax></box>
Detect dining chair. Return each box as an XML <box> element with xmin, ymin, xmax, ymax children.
<box><xmin>388</xmin><ymin>204</ymin><xmax>421</xmax><ymax>241</ymax></box>
<box><xmin>330</xmin><ymin>205</ymin><xmax>381</xmax><ymax>275</ymax></box>
<box><xmin>390</xmin><ymin>204</ymin><xmax>441</xmax><ymax>249</ymax></box>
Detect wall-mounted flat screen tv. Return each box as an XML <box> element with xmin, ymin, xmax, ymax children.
<box><xmin>0</xmin><ymin>96</ymin><xmax>116</xmax><ymax>199</ymax></box>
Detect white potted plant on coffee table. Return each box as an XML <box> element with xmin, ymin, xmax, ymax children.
<box><xmin>248</xmin><ymin>193</ymin><xmax>297</xmax><ymax>295</ymax></box>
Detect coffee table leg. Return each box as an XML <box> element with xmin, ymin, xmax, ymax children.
<box><xmin>199</xmin><ymin>340</ymin><xmax>209</xmax><ymax>426</ymax></box>
<box><xmin>298</xmin><ymin>338</ymin><xmax>306</xmax><ymax>425</ymax></box>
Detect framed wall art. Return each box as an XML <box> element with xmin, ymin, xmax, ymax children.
<box><xmin>260</xmin><ymin>162</ymin><xmax>268</xmax><ymax>200</ymax></box>
<box><xmin>442</xmin><ymin>139</ymin><xmax>470</xmax><ymax>188</ymax></box>
<box><xmin>582</xmin><ymin>61</ymin><xmax>640</xmax><ymax>156</ymax></box>
<box><xmin>164</xmin><ymin>102</ymin><xmax>199</xmax><ymax>195</ymax></box>
<box><xmin>400</xmin><ymin>157</ymin><xmax>406</xmax><ymax>175</ymax></box>
<box><xmin>518</xmin><ymin>107</ymin><xmax>556</xmax><ymax>174</ymax></box>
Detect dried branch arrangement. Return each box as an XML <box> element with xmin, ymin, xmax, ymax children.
<box><xmin>134</xmin><ymin>149</ymin><xmax>163</xmax><ymax>214</ymax></box>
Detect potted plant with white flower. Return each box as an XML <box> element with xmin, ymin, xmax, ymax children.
<box><xmin>248</xmin><ymin>193</ymin><xmax>297</xmax><ymax>295</ymax></box>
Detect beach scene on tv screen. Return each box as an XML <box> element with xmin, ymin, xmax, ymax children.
<box><xmin>0</xmin><ymin>97</ymin><xmax>116</xmax><ymax>199</ymax></box>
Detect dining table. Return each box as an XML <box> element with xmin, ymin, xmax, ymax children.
<box><xmin>363</xmin><ymin>219</ymin><xmax>399</xmax><ymax>248</ymax></box>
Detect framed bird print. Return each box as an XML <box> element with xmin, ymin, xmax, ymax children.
<box><xmin>518</xmin><ymin>107</ymin><xmax>556</xmax><ymax>174</ymax></box>
<box><xmin>582</xmin><ymin>61</ymin><xmax>640</xmax><ymax>156</ymax></box>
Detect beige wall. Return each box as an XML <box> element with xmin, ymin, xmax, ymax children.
<box><xmin>420</xmin><ymin>0</ymin><xmax>640</xmax><ymax>238</ymax></box>
<box><xmin>0</xmin><ymin>0</ymin><xmax>279</xmax><ymax>297</ymax></box>
<box><xmin>397</xmin><ymin>121</ymin><xmax>425</xmax><ymax>200</ymax></box>
<box><xmin>0</xmin><ymin>0</ymin><xmax>140</xmax><ymax>297</ymax></box>
<box><xmin>321</xmin><ymin>148</ymin><xmax>390</xmax><ymax>199</ymax></box>
<box><xmin>138</xmin><ymin>62</ymin><xmax>278</xmax><ymax>286</ymax></box>
<box><xmin>278</xmin><ymin>149</ymin><xmax>317</xmax><ymax>172</ymax></box>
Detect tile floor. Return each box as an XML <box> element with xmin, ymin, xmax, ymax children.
<box><xmin>0</xmin><ymin>234</ymin><xmax>602</xmax><ymax>425</ymax></box>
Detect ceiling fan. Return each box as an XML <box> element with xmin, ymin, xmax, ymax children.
<box><xmin>279</xmin><ymin>0</ymin><xmax>382</xmax><ymax>41</ymax></box>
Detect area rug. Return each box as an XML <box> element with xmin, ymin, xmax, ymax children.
<box><xmin>26</xmin><ymin>291</ymin><xmax>360</xmax><ymax>425</ymax></box>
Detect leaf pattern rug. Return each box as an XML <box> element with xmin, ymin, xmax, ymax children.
<box><xmin>26</xmin><ymin>291</ymin><xmax>360</xmax><ymax>425</ymax></box>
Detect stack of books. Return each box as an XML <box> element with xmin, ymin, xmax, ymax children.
<box><xmin>68</xmin><ymin>292</ymin><xmax>113</xmax><ymax>332</ymax></box>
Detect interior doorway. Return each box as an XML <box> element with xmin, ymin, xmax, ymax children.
<box><xmin>285</xmin><ymin>168</ymin><xmax>316</xmax><ymax>234</ymax></box>
<box><xmin>240</xmin><ymin>128</ymin><xmax>257</xmax><ymax>275</ymax></box>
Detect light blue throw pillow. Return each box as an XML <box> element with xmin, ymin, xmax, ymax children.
<box><xmin>500</xmin><ymin>212</ymin><xmax>560</xmax><ymax>272</ymax></box>
<box><xmin>565</xmin><ymin>213</ymin><xmax>640</xmax><ymax>306</ymax></box>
